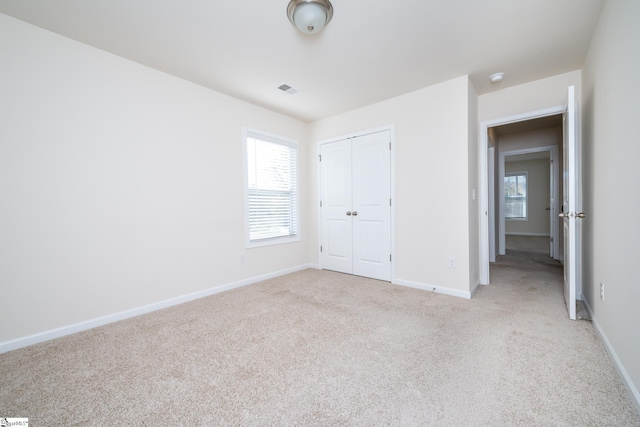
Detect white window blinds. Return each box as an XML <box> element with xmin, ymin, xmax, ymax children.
<box><xmin>504</xmin><ymin>173</ymin><xmax>527</xmax><ymax>219</ymax></box>
<box><xmin>245</xmin><ymin>132</ymin><xmax>298</xmax><ymax>244</ymax></box>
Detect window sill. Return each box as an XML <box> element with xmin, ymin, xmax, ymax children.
<box><xmin>246</xmin><ymin>235</ymin><xmax>300</xmax><ymax>248</ymax></box>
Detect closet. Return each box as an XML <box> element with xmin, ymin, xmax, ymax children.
<box><xmin>319</xmin><ymin>129</ymin><xmax>391</xmax><ymax>281</ymax></box>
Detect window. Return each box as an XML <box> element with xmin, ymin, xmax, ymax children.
<box><xmin>504</xmin><ymin>172</ymin><xmax>527</xmax><ymax>220</ymax></box>
<box><xmin>243</xmin><ymin>128</ymin><xmax>299</xmax><ymax>247</ymax></box>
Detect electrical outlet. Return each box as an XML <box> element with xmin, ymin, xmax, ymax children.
<box><xmin>600</xmin><ymin>282</ymin><xmax>604</xmax><ymax>301</ymax></box>
<box><xmin>448</xmin><ymin>257</ymin><xmax>456</xmax><ymax>269</ymax></box>
<box><xmin>240</xmin><ymin>255</ymin><xmax>245</xmax><ymax>264</ymax></box>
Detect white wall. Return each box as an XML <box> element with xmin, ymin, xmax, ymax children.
<box><xmin>0</xmin><ymin>14</ymin><xmax>311</xmax><ymax>343</ymax></box>
<box><xmin>479</xmin><ymin>71</ymin><xmax>581</xmax><ymax>123</ymax></box>
<box><xmin>310</xmin><ymin>76</ymin><xmax>477</xmax><ymax>296</ymax></box>
<box><xmin>581</xmin><ymin>0</ymin><xmax>640</xmax><ymax>404</ymax></box>
<box><xmin>505</xmin><ymin>159</ymin><xmax>550</xmax><ymax>235</ymax></box>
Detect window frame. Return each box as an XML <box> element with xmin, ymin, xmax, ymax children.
<box><xmin>504</xmin><ymin>171</ymin><xmax>528</xmax><ymax>221</ymax></box>
<box><xmin>242</xmin><ymin>127</ymin><xmax>300</xmax><ymax>248</ymax></box>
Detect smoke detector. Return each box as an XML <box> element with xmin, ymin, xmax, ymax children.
<box><xmin>490</xmin><ymin>72</ymin><xmax>505</xmax><ymax>83</ymax></box>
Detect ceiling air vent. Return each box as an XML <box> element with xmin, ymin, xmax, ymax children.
<box><xmin>278</xmin><ymin>84</ymin><xmax>298</xmax><ymax>95</ymax></box>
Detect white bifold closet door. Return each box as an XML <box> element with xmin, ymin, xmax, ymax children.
<box><xmin>320</xmin><ymin>130</ymin><xmax>391</xmax><ymax>281</ymax></box>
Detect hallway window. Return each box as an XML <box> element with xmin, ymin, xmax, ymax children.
<box><xmin>243</xmin><ymin>128</ymin><xmax>299</xmax><ymax>247</ymax></box>
<box><xmin>505</xmin><ymin>172</ymin><xmax>527</xmax><ymax>220</ymax></box>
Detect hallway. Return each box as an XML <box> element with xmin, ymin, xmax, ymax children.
<box><xmin>489</xmin><ymin>235</ymin><xmax>564</xmax><ymax>314</ymax></box>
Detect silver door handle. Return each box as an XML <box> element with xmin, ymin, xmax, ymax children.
<box><xmin>346</xmin><ymin>211</ymin><xmax>352</xmax><ymax>216</ymax></box>
<box><xmin>352</xmin><ymin>211</ymin><xmax>358</xmax><ymax>216</ymax></box>
<box><xmin>559</xmin><ymin>212</ymin><xmax>587</xmax><ymax>219</ymax></box>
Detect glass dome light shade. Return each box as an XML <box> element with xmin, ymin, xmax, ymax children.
<box><xmin>287</xmin><ymin>0</ymin><xmax>333</xmax><ymax>34</ymax></box>
<box><xmin>293</xmin><ymin>2</ymin><xmax>327</xmax><ymax>34</ymax></box>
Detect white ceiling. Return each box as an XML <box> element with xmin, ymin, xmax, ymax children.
<box><xmin>0</xmin><ymin>0</ymin><xmax>605</xmax><ymax>123</ymax></box>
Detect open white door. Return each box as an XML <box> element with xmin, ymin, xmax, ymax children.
<box><xmin>562</xmin><ymin>85</ymin><xmax>578</xmax><ymax>320</ymax></box>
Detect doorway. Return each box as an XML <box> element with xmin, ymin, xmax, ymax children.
<box><xmin>480</xmin><ymin>88</ymin><xmax>581</xmax><ymax>321</ymax></box>
<box><xmin>488</xmin><ymin>115</ymin><xmax>563</xmax><ymax>263</ymax></box>
<box><xmin>499</xmin><ymin>148</ymin><xmax>559</xmax><ymax>266</ymax></box>
<box><xmin>479</xmin><ymin>105</ymin><xmax>566</xmax><ymax>285</ymax></box>
<box><xmin>498</xmin><ymin>145</ymin><xmax>560</xmax><ymax>260</ymax></box>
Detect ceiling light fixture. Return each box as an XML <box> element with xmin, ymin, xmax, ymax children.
<box><xmin>287</xmin><ymin>0</ymin><xmax>333</xmax><ymax>35</ymax></box>
<box><xmin>490</xmin><ymin>72</ymin><xmax>505</xmax><ymax>83</ymax></box>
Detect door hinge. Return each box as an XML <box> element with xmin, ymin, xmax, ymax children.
<box><xmin>550</xmin><ymin>237</ymin><xmax>554</xmax><ymax>242</ymax></box>
<box><xmin>390</xmin><ymin>254</ymin><xmax>392</xmax><ymax>262</ymax></box>
<box><xmin>318</xmin><ymin>154</ymin><xmax>321</xmax><ymax>162</ymax></box>
<box><xmin>320</xmin><ymin>245</ymin><xmax>323</xmax><ymax>252</ymax></box>
<box><xmin>389</xmin><ymin>142</ymin><xmax>391</xmax><ymax>150</ymax></box>
<box><xmin>320</xmin><ymin>200</ymin><xmax>323</xmax><ymax>207</ymax></box>
<box><xmin>389</xmin><ymin>198</ymin><xmax>392</xmax><ymax>206</ymax></box>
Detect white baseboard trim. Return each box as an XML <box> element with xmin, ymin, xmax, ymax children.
<box><xmin>582</xmin><ymin>296</ymin><xmax>640</xmax><ymax>412</ymax></box>
<box><xmin>392</xmin><ymin>278</ymin><xmax>471</xmax><ymax>299</ymax></box>
<box><xmin>0</xmin><ymin>263</ymin><xmax>315</xmax><ymax>354</ymax></box>
<box><xmin>470</xmin><ymin>278</ymin><xmax>482</xmax><ymax>297</ymax></box>
<box><xmin>505</xmin><ymin>232</ymin><xmax>550</xmax><ymax>237</ymax></box>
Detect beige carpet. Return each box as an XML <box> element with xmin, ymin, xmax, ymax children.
<box><xmin>505</xmin><ymin>234</ymin><xmax>550</xmax><ymax>254</ymax></box>
<box><xmin>2</xmin><ymin>256</ymin><xmax>639</xmax><ymax>425</ymax></box>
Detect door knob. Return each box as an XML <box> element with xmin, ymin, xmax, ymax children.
<box><xmin>352</xmin><ymin>211</ymin><xmax>358</xmax><ymax>216</ymax></box>
<box><xmin>559</xmin><ymin>212</ymin><xmax>586</xmax><ymax>219</ymax></box>
<box><xmin>346</xmin><ymin>211</ymin><xmax>352</xmax><ymax>216</ymax></box>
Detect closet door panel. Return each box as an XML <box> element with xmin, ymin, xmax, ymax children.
<box><xmin>320</xmin><ymin>139</ymin><xmax>352</xmax><ymax>274</ymax></box>
<box><xmin>352</xmin><ymin>131</ymin><xmax>391</xmax><ymax>281</ymax></box>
